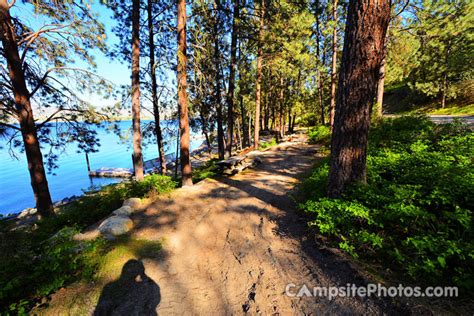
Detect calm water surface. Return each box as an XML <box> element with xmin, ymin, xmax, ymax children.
<box><xmin>0</xmin><ymin>120</ymin><xmax>203</xmax><ymax>215</ymax></box>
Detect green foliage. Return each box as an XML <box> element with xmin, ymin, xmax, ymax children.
<box><xmin>259</xmin><ymin>138</ymin><xmax>277</xmax><ymax>150</ymax></box>
<box><xmin>1</xmin><ymin>227</ymin><xmax>107</xmax><ymax>314</ymax></box>
<box><xmin>386</xmin><ymin>1</ymin><xmax>473</xmax><ymax>108</ymax></box>
<box><xmin>308</xmin><ymin>125</ymin><xmax>331</xmax><ymax>144</ymax></box>
<box><xmin>192</xmin><ymin>159</ymin><xmax>219</xmax><ymax>183</ymax></box>
<box><xmin>300</xmin><ymin>116</ymin><xmax>474</xmax><ymax>289</ymax></box>
<box><xmin>36</xmin><ymin>175</ymin><xmax>176</xmax><ymax>238</ymax></box>
<box><xmin>0</xmin><ymin>174</ymin><xmax>175</xmax><ymax>314</ymax></box>
<box><xmin>298</xmin><ymin>113</ymin><xmax>319</xmax><ymax>127</ymax></box>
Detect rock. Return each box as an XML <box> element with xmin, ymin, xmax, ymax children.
<box><xmin>252</xmin><ymin>156</ymin><xmax>263</xmax><ymax>165</ymax></box>
<box><xmin>123</xmin><ymin>198</ymin><xmax>142</xmax><ymax>210</ymax></box>
<box><xmin>99</xmin><ymin>215</ymin><xmax>134</xmax><ymax>237</ymax></box>
<box><xmin>112</xmin><ymin>205</ymin><xmax>133</xmax><ymax>216</ymax></box>
<box><xmin>17</xmin><ymin>208</ymin><xmax>37</xmax><ymax>219</ymax></box>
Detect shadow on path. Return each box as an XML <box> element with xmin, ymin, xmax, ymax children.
<box><xmin>94</xmin><ymin>259</ymin><xmax>161</xmax><ymax>316</ymax></box>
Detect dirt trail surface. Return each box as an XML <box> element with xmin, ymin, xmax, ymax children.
<box><xmin>109</xmin><ymin>133</ymin><xmax>401</xmax><ymax>315</ymax></box>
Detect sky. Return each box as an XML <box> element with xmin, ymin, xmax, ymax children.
<box><xmin>9</xmin><ymin>1</ymin><xmax>155</xmax><ymax>115</ymax></box>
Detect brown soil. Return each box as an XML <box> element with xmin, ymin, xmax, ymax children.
<box><xmin>121</xmin><ymin>133</ymin><xmax>404</xmax><ymax>315</ymax></box>
<box><xmin>38</xmin><ymin>133</ymin><xmax>409</xmax><ymax>315</ymax></box>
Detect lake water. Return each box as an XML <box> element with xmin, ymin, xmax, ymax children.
<box><xmin>0</xmin><ymin>120</ymin><xmax>203</xmax><ymax>216</ymax></box>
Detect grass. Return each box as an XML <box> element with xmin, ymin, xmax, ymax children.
<box><xmin>192</xmin><ymin>158</ymin><xmax>219</xmax><ymax>183</ymax></box>
<box><xmin>258</xmin><ymin>138</ymin><xmax>277</xmax><ymax>150</ymax></box>
<box><xmin>32</xmin><ymin>237</ymin><xmax>163</xmax><ymax>316</ymax></box>
<box><xmin>0</xmin><ymin>174</ymin><xmax>175</xmax><ymax>314</ymax></box>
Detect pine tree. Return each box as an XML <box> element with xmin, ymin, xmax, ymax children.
<box><xmin>177</xmin><ymin>0</ymin><xmax>193</xmax><ymax>186</ymax></box>
<box><xmin>327</xmin><ymin>0</ymin><xmax>391</xmax><ymax>197</ymax></box>
<box><xmin>0</xmin><ymin>0</ymin><xmax>112</xmax><ymax>217</ymax></box>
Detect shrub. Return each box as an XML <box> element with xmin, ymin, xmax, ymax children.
<box><xmin>298</xmin><ymin>113</ymin><xmax>319</xmax><ymax>127</ymax></box>
<box><xmin>0</xmin><ymin>174</ymin><xmax>176</xmax><ymax>313</ymax></box>
<box><xmin>259</xmin><ymin>138</ymin><xmax>277</xmax><ymax>150</ymax></box>
<box><xmin>300</xmin><ymin>116</ymin><xmax>474</xmax><ymax>289</ymax></box>
<box><xmin>308</xmin><ymin>125</ymin><xmax>331</xmax><ymax>144</ymax></box>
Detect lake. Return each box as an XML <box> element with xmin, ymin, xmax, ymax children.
<box><xmin>0</xmin><ymin>120</ymin><xmax>204</xmax><ymax>216</ymax></box>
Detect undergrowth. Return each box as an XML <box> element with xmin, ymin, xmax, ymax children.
<box><xmin>0</xmin><ymin>174</ymin><xmax>175</xmax><ymax>314</ymax></box>
<box><xmin>300</xmin><ymin>116</ymin><xmax>473</xmax><ymax>290</ymax></box>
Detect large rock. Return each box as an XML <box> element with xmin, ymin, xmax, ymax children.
<box><xmin>112</xmin><ymin>205</ymin><xmax>133</xmax><ymax>216</ymax></box>
<box><xmin>99</xmin><ymin>215</ymin><xmax>134</xmax><ymax>237</ymax></box>
<box><xmin>123</xmin><ymin>198</ymin><xmax>142</xmax><ymax>210</ymax></box>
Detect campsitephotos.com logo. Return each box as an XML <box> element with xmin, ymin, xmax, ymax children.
<box><xmin>285</xmin><ymin>283</ymin><xmax>458</xmax><ymax>300</ymax></box>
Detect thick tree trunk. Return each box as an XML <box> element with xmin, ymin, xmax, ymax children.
<box><xmin>147</xmin><ymin>0</ymin><xmax>166</xmax><ymax>175</ymax></box>
<box><xmin>0</xmin><ymin>1</ymin><xmax>54</xmax><ymax>217</ymax></box>
<box><xmin>226</xmin><ymin>0</ymin><xmax>239</xmax><ymax>156</ymax></box>
<box><xmin>177</xmin><ymin>0</ymin><xmax>193</xmax><ymax>186</ymax></box>
<box><xmin>327</xmin><ymin>0</ymin><xmax>391</xmax><ymax>197</ymax></box>
<box><xmin>254</xmin><ymin>0</ymin><xmax>265</xmax><ymax>149</ymax></box>
<box><xmin>329</xmin><ymin>0</ymin><xmax>338</xmax><ymax>129</ymax></box>
<box><xmin>132</xmin><ymin>0</ymin><xmax>144</xmax><ymax>181</ymax></box>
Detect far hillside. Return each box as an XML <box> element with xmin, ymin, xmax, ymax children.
<box><xmin>383</xmin><ymin>81</ymin><xmax>474</xmax><ymax>116</ymax></box>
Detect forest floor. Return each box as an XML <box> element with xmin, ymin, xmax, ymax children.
<box><xmin>37</xmin><ymin>133</ymin><xmax>410</xmax><ymax>315</ymax></box>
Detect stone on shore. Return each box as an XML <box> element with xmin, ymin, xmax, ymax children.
<box><xmin>112</xmin><ymin>205</ymin><xmax>133</xmax><ymax>216</ymax></box>
<box><xmin>123</xmin><ymin>198</ymin><xmax>142</xmax><ymax>210</ymax></box>
<box><xmin>98</xmin><ymin>215</ymin><xmax>134</xmax><ymax>237</ymax></box>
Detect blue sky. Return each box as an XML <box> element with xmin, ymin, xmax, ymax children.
<box><xmin>10</xmin><ymin>1</ymin><xmax>133</xmax><ymax>108</ymax></box>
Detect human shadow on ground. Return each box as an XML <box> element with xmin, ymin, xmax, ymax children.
<box><xmin>94</xmin><ymin>259</ymin><xmax>160</xmax><ymax>316</ymax></box>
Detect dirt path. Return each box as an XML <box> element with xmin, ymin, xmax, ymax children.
<box><xmin>108</xmin><ymin>133</ymin><xmax>401</xmax><ymax>315</ymax></box>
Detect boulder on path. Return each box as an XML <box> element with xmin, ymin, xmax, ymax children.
<box><xmin>112</xmin><ymin>205</ymin><xmax>133</xmax><ymax>216</ymax></box>
<box><xmin>98</xmin><ymin>215</ymin><xmax>134</xmax><ymax>237</ymax></box>
<box><xmin>123</xmin><ymin>198</ymin><xmax>142</xmax><ymax>210</ymax></box>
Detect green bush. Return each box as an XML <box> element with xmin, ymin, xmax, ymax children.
<box><xmin>259</xmin><ymin>138</ymin><xmax>277</xmax><ymax>150</ymax></box>
<box><xmin>298</xmin><ymin>113</ymin><xmax>319</xmax><ymax>127</ymax></box>
<box><xmin>0</xmin><ymin>174</ymin><xmax>176</xmax><ymax>313</ymax></box>
<box><xmin>300</xmin><ymin>116</ymin><xmax>474</xmax><ymax>289</ymax></box>
<box><xmin>308</xmin><ymin>125</ymin><xmax>331</xmax><ymax>144</ymax></box>
<box><xmin>193</xmin><ymin>158</ymin><xmax>219</xmax><ymax>183</ymax></box>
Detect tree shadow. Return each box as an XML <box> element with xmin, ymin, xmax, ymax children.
<box><xmin>94</xmin><ymin>259</ymin><xmax>161</xmax><ymax>316</ymax></box>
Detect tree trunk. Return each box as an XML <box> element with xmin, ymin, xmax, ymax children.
<box><xmin>0</xmin><ymin>1</ymin><xmax>54</xmax><ymax>217</ymax></box>
<box><xmin>239</xmin><ymin>95</ymin><xmax>248</xmax><ymax>147</ymax></box>
<box><xmin>440</xmin><ymin>43</ymin><xmax>451</xmax><ymax>109</ymax></box>
<box><xmin>213</xmin><ymin>0</ymin><xmax>225</xmax><ymax>160</ymax></box>
<box><xmin>376</xmin><ymin>26</ymin><xmax>389</xmax><ymax>118</ymax></box>
<box><xmin>147</xmin><ymin>0</ymin><xmax>166</xmax><ymax>175</ymax></box>
<box><xmin>254</xmin><ymin>0</ymin><xmax>265</xmax><ymax>149</ymax></box>
<box><xmin>327</xmin><ymin>0</ymin><xmax>391</xmax><ymax>198</ymax></box>
<box><xmin>315</xmin><ymin>0</ymin><xmax>325</xmax><ymax>125</ymax></box>
<box><xmin>329</xmin><ymin>0</ymin><xmax>338</xmax><ymax>129</ymax></box>
<box><xmin>226</xmin><ymin>0</ymin><xmax>239</xmax><ymax>156</ymax></box>
<box><xmin>279</xmin><ymin>77</ymin><xmax>285</xmax><ymax>139</ymax></box>
<box><xmin>132</xmin><ymin>0</ymin><xmax>144</xmax><ymax>181</ymax></box>
<box><xmin>177</xmin><ymin>0</ymin><xmax>193</xmax><ymax>186</ymax></box>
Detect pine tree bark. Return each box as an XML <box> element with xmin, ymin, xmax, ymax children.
<box><xmin>0</xmin><ymin>0</ymin><xmax>54</xmax><ymax>217</ymax></box>
<box><xmin>213</xmin><ymin>0</ymin><xmax>225</xmax><ymax>160</ymax></box>
<box><xmin>329</xmin><ymin>0</ymin><xmax>338</xmax><ymax>129</ymax></box>
<box><xmin>177</xmin><ymin>0</ymin><xmax>193</xmax><ymax>186</ymax></box>
<box><xmin>147</xmin><ymin>0</ymin><xmax>166</xmax><ymax>175</ymax></box>
<box><xmin>226</xmin><ymin>0</ymin><xmax>239</xmax><ymax>156</ymax></box>
<box><xmin>315</xmin><ymin>0</ymin><xmax>325</xmax><ymax>125</ymax></box>
<box><xmin>132</xmin><ymin>0</ymin><xmax>144</xmax><ymax>181</ymax></box>
<box><xmin>254</xmin><ymin>0</ymin><xmax>265</xmax><ymax>149</ymax></box>
<box><xmin>327</xmin><ymin>0</ymin><xmax>391</xmax><ymax>197</ymax></box>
